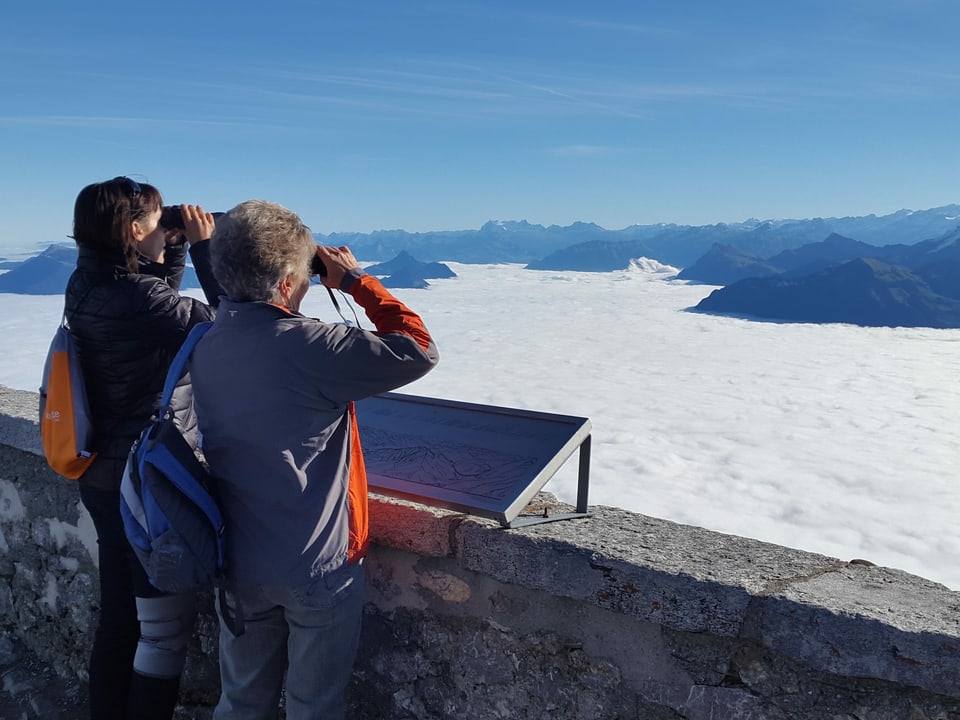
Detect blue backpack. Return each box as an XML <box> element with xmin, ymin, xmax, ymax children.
<box><xmin>120</xmin><ymin>322</ymin><xmax>223</xmax><ymax>594</ymax></box>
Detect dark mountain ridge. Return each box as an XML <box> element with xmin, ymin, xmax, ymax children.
<box><xmin>678</xmin><ymin>227</ymin><xmax>960</xmax><ymax>285</ymax></box>
<box><xmin>693</xmin><ymin>255</ymin><xmax>960</xmax><ymax>328</ymax></box>
<box><xmin>0</xmin><ymin>244</ymin><xmax>202</xmax><ymax>295</ymax></box>
<box><xmin>363</xmin><ymin>251</ymin><xmax>456</xmax><ymax>289</ymax></box>
<box><xmin>683</xmin><ymin>224</ymin><xmax>960</xmax><ymax>328</ymax></box>
<box><xmin>364</xmin><ymin>251</ymin><xmax>456</xmax><ymax>280</ymax></box>
<box><xmin>0</xmin><ymin>245</ymin><xmax>85</xmax><ymax>295</ymax></box>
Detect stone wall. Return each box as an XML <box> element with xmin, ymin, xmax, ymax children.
<box><xmin>1</xmin><ymin>385</ymin><xmax>959</xmax><ymax>719</ymax></box>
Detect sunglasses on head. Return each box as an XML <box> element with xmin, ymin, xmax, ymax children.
<box><xmin>114</xmin><ymin>176</ymin><xmax>141</xmax><ymax>197</ymax></box>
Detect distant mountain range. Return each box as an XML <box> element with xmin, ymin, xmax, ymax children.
<box><xmin>320</xmin><ymin>205</ymin><xmax>960</xmax><ymax>269</ymax></box>
<box><xmin>2</xmin><ymin>205</ymin><xmax>958</xmax><ymax>327</ymax></box>
<box><xmin>0</xmin><ymin>247</ymin><xmax>456</xmax><ymax>295</ymax></box>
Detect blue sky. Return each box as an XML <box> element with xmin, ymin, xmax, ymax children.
<box><xmin>2</xmin><ymin>0</ymin><xmax>958</xmax><ymax>252</ymax></box>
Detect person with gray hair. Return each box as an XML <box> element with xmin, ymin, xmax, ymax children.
<box><xmin>208</xmin><ymin>199</ymin><xmax>317</xmax><ymax>304</ymax></box>
<box><xmin>190</xmin><ymin>199</ymin><xmax>439</xmax><ymax>719</ymax></box>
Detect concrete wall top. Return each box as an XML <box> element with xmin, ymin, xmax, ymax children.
<box><xmin>3</xmin><ymin>383</ymin><xmax>958</xmax><ymax>699</ymax></box>
<box><xmin>0</xmin><ymin>386</ymin><xmax>43</xmax><ymax>457</ymax></box>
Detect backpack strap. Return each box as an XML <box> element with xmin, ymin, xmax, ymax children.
<box><xmin>158</xmin><ymin>322</ymin><xmax>214</xmax><ymax>409</ymax></box>
<box><xmin>155</xmin><ymin>320</ymin><xmax>247</xmax><ymax>636</ymax></box>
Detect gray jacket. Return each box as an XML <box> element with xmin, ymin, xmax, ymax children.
<box><xmin>191</xmin><ymin>274</ymin><xmax>438</xmax><ymax>584</ymax></box>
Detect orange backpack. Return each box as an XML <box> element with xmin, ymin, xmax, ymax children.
<box><xmin>39</xmin><ymin>318</ymin><xmax>96</xmax><ymax>479</ymax></box>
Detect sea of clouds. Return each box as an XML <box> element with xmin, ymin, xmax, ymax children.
<box><xmin>2</xmin><ymin>260</ymin><xmax>958</xmax><ymax>589</ymax></box>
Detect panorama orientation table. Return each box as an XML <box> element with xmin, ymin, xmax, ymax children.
<box><xmin>355</xmin><ymin>392</ymin><xmax>592</xmax><ymax>528</ymax></box>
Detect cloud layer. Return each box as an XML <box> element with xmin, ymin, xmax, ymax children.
<box><xmin>2</xmin><ymin>262</ymin><xmax>957</xmax><ymax>589</ymax></box>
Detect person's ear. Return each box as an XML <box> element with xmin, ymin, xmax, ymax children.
<box><xmin>131</xmin><ymin>221</ymin><xmax>145</xmax><ymax>242</ymax></box>
<box><xmin>278</xmin><ymin>273</ymin><xmax>295</xmax><ymax>303</ymax></box>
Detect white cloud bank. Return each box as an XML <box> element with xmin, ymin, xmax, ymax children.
<box><xmin>2</xmin><ymin>261</ymin><xmax>958</xmax><ymax>589</ymax></box>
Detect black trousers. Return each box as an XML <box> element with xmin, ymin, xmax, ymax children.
<box><xmin>79</xmin><ymin>460</ymin><xmax>179</xmax><ymax>720</ymax></box>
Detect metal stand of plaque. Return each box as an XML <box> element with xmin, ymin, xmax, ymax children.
<box><xmin>355</xmin><ymin>392</ymin><xmax>592</xmax><ymax>528</ymax></box>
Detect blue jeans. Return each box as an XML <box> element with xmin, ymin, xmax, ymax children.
<box><xmin>213</xmin><ymin>562</ymin><xmax>365</xmax><ymax>720</ymax></box>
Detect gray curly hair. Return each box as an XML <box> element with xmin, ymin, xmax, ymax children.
<box><xmin>210</xmin><ymin>200</ymin><xmax>315</xmax><ymax>303</ymax></box>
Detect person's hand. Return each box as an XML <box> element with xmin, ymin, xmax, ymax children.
<box><xmin>162</xmin><ymin>227</ymin><xmax>185</xmax><ymax>246</ymax></box>
<box><xmin>180</xmin><ymin>205</ymin><xmax>216</xmax><ymax>246</ymax></box>
<box><xmin>315</xmin><ymin>245</ymin><xmax>360</xmax><ymax>289</ymax></box>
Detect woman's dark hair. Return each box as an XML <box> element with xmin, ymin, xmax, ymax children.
<box><xmin>72</xmin><ymin>176</ymin><xmax>163</xmax><ymax>272</ymax></box>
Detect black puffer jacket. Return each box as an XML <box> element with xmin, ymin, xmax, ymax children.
<box><xmin>64</xmin><ymin>242</ymin><xmax>222</xmax><ymax>472</ymax></box>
